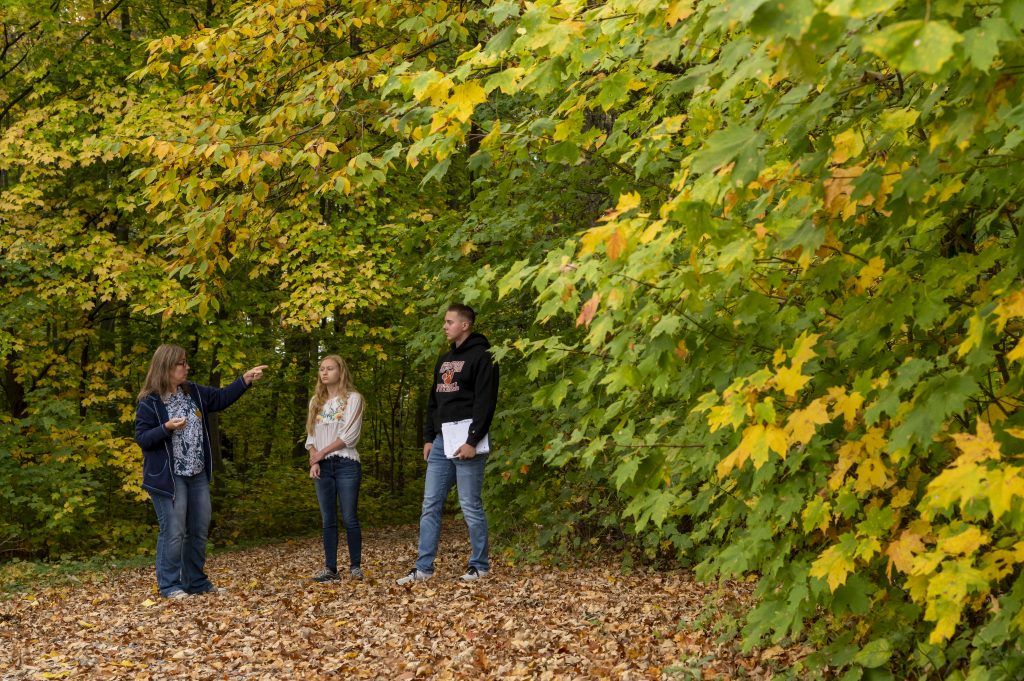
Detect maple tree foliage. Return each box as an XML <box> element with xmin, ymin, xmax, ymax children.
<box><xmin>4</xmin><ymin>0</ymin><xmax>1024</xmax><ymax>677</ymax></box>
<box><xmin>0</xmin><ymin>0</ymin><xmax>426</xmax><ymax>562</ymax></box>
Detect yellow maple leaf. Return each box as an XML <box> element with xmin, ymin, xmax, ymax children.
<box><xmin>615</xmin><ymin>191</ymin><xmax>642</xmax><ymax>213</ymax></box>
<box><xmin>1007</xmin><ymin>337</ymin><xmax>1024</xmax><ymax>363</ymax></box>
<box><xmin>890</xmin><ymin>487</ymin><xmax>915</xmax><ymax>509</ymax></box>
<box><xmin>742</xmin><ymin>423</ymin><xmax>770</xmax><ymax>468</ymax></box>
<box><xmin>853</xmin><ymin>455</ymin><xmax>890</xmax><ymax>493</ymax></box>
<box><xmin>717</xmin><ymin>423</ymin><xmax>770</xmax><ymax>476</ymax></box>
<box><xmin>579</xmin><ymin>224</ymin><xmax>614</xmax><ymax>257</ymax></box>
<box><xmin>707</xmin><ymin>399</ymin><xmax>747</xmax><ymax>433</ymax></box>
<box><xmin>980</xmin><ymin>548</ymin><xmax>1022</xmax><ymax>581</ymax></box>
<box><xmin>831</xmin><ymin>128</ymin><xmax>864</xmax><ymax>165</ymax></box>
<box><xmin>829</xmin><ymin>440</ymin><xmax>863</xmax><ymax>490</ymax></box>
<box><xmin>856</xmin><ymin>256</ymin><xmax>886</xmax><ymax>292</ymax></box>
<box><xmin>993</xmin><ymin>290</ymin><xmax>1024</xmax><ymax>333</ymax></box>
<box><xmin>774</xmin><ymin>365</ymin><xmax>811</xmax><ymax>397</ymax></box>
<box><xmin>926</xmin><ymin>595</ymin><xmax>962</xmax><ymax>644</ymax></box>
<box><xmin>861</xmin><ymin>427</ymin><xmax>887</xmax><ymax>455</ymax></box>
<box><xmin>922</xmin><ymin>462</ymin><xmax>986</xmax><ymax>519</ymax></box>
<box><xmin>831</xmin><ymin>389</ymin><xmax>864</xmax><ymax>426</ymax></box>
<box><xmin>765</xmin><ymin>424</ymin><xmax>789</xmax><ymax>459</ymax></box>
<box><xmin>924</xmin><ymin>560</ymin><xmax>985</xmax><ymax>644</ymax></box>
<box><xmin>801</xmin><ymin>497</ymin><xmax>832</xmax><ymax>533</ymax></box>
<box><xmin>664</xmin><ymin>0</ymin><xmax>694</xmax><ymax>26</ymax></box>
<box><xmin>986</xmin><ymin>467</ymin><xmax>1024</xmax><ymax>520</ymax></box>
<box><xmin>912</xmin><ymin>550</ymin><xmax>945</xmax><ymax>578</ymax></box>
<box><xmin>786</xmin><ymin>398</ymin><xmax>830</xmax><ymax>445</ymax></box>
<box><xmin>716</xmin><ymin>448</ymin><xmax>744</xmax><ymax>478</ymax></box>
<box><xmin>938</xmin><ymin>525</ymin><xmax>989</xmax><ymax>556</ymax></box>
<box><xmin>856</xmin><ymin>536</ymin><xmax>882</xmax><ymax>561</ymax></box>
<box><xmin>957</xmin><ymin>313</ymin><xmax>986</xmax><ymax>358</ymax></box>
<box><xmin>450</xmin><ymin>81</ymin><xmax>486</xmax><ymax>122</ymax></box>
<box><xmin>886</xmin><ymin>529</ymin><xmax>926</xmax><ymax>578</ymax></box>
<box><xmin>789</xmin><ymin>332</ymin><xmax>820</xmax><ymax>371</ymax></box>
<box><xmin>638</xmin><ymin>219</ymin><xmax>667</xmax><ymax>244</ymax></box>
<box><xmin>420</xmin><ymin>73</ymin><xmax>453</xmax><ymax>106</ymax></box>
<box><xmin>810</xmin><ymin>543</ymin><xmax>855</xmax><ymax>591</ymax></box>
<box><xmin>950</xmin><ymin>421</ymin><xmax>1001</xmax><ymax>464</ymax></box>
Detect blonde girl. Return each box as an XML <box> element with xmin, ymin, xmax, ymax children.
<box><xmin>305</xmin><ymin>355</ymin><xmax>364</xmax><ymax>581</ymax></box>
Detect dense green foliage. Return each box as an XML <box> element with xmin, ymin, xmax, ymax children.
<box><xmin>5</xmin><ymin>0</ymin><xmax>1024</xmax><ymax>676</ymax></box>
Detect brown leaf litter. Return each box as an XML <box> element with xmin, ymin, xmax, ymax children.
<box><xmin>0</xmin><ymin>525</ymin><xmax>783</xmax><ymax>679</ymax></box>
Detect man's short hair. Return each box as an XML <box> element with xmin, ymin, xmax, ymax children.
<box><xmin>447</xmin><ymin>303</ymin><xmax>476</xmax><ymax>325</ymax></box>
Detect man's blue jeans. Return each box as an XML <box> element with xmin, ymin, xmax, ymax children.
<box><xmin>149</xmin><ymin>472</ymin><xmax>214</xmax><ymax>596</ymax></box>
<box><xmin>416</xmin><ymin>434</ymin><xmax>489</xmax><ymax>574</ymax></box>
<box><xmin>314</xmin><ymin>456</ymin><xmax>362</xmax><ymax>572</ymax></box>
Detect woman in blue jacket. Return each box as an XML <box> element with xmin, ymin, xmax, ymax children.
<box><xmin>135</xmin><ymin>343</ymin><xmax>266</xmax><ymax>599</ymax></box>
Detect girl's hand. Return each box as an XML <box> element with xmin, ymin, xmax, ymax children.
<box><xmin>308</xmin><ymin>448</ymin><xmax>321</xmax><ymax>467</ymax></box>
<box><xmin>309</xmin><ymin>463</ymin><xmax>320</xmax><ymax>480</ymax></box>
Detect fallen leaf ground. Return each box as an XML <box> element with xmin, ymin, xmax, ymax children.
<box><xmin>1</xmin><ymin>525</ymin><xmax>776</xmax><ymax>679</ymax></box>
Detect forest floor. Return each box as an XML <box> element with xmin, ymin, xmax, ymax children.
<box><xmin>0</xmin><ymin>525</ymin><xmax>791</xmax><ymax>680</ymax></box>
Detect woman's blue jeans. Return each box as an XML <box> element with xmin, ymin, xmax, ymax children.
<box><xmin>416</xmin><ymin>434</ymin><xmax>489</xmax><ymax>574</ymax></box>
<box><xmin>314</xmin><ymin>457</ymin><xmax>362</xmax><ymax>571</ymax></box>
<box><xmin>149</xmin><ymin>472</ymin><xmax>214</xmax><ymax>596</ymax></box>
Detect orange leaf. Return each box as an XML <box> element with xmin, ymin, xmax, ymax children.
<box><xmin>606</xmin><ymin>229</ymin><xmax>626</xmax><ymax>260</ymax></box>
<box><xmin>576</xmin><ymin>293</ymin><xmax>601</xmax><ymax>327</ymax></box>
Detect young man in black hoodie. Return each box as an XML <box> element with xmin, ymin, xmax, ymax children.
<box><xmin>397</xmin><ymin>303</ymin><xmax>499</xmax><ymax>584</ymax></box>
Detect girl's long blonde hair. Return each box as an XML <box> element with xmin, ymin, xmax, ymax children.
<box><xmin>137</xmin><ymin>344</ymin><xmax>187</xmax><ymax>402</ymax></box>
<box><xmin>306</xmin><ymin>354</ymin><xmax>357</xmax><ymax>435</ymax></box>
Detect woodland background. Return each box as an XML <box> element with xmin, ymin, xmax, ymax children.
<box><xmin>3</xmin><ymin>0</ymin><xmax>1024</xmax><ymax>677</ymax></box>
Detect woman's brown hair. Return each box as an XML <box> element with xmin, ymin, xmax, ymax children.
<box><xmin>137</xmin><ymin>344</ymin><xmax>186</xmax><ymax>402</ymax></box>
<box><xmin>306</xmin><ymin>355</ymin><xmax>357</xmax><ymax>435</ymax></box>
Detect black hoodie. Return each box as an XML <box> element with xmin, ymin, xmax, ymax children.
<box><xmin>424</xmin><ymin>332</ymin><xmax>499</xmax><ymax>448</ymax></box>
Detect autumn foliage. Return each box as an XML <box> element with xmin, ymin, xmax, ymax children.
<box><xmin>4</xmin><ymin>0</ymin><xmax>1024</xmax><ymax>677</ymax></box>
<box><xmin>2</xmin><ymin>527</ymin><xmax>773</xmax><ymax>679</ymax></box>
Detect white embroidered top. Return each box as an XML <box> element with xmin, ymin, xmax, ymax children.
<box><xmin>304</xmin><ymin>393</ymin><xmax>363</xmax><ymax>462</ymax></box>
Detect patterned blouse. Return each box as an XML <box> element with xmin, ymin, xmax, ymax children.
<box><xmin>304</xmin><ymin>393</ymin><xmax>364</xmax><ymax>462</ymax></box>
<box><xmin>164</xmin><ymin>388</ymin><xmax>204</xmax><ymax>476</ymax></box>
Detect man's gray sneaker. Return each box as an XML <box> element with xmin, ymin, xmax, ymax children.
<box><xmin>460</xmin><ymin>566</ymin><xmax>489</xmax><ymax>582</ymax></box>
<box><xmin>312</xmin><ymin>568</ymin><xmax>340</xmax><ymax>582</ymax></box>
<box><xmin>349</xmin><ymin>566</ymin><xmax>364</xmax><ymax>580</ymax></box>
<box><xmin>166</xmin><ymin>589</ymin><xmax>189</xmax><ymax>599</ymax></box>
<box><xmin>396</xmin><ymin>568</ymin><xmax>432</xmax><ymax>585</ymax></box>
<box><xmin>193</xmin><ymin>585</ymin><xmax>228</xmax><ymax>595</ymax></box>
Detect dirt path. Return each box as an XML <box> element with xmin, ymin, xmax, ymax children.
<box><xmin>1</xmin><ymin>526</ymin><xmax>766</xmax><ymax>679</ymax></box>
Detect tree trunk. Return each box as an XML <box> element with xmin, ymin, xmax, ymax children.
<box><xmin>4</xmin><ymin>354</ymin><xmax>26</xmax><ymax>419</ymax></box>
<box><xmin>288</xmin><ymin>333</ymin><xmax>314</xmax><ymax>459</ymax></box>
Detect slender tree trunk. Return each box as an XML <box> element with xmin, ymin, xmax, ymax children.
<box><xmin>206</xmin><ymin>305</ymin><xmax>230</xmax><ymax>478</ymax></box>
<box><xmin>289</xmin><ymin>333</ymin><xmax>314</xmax><ymax>459</ymax></box>
<box><xmin>79</xmin><ymin>340</ymin><xmax>90</xmax><ymax>418</ymax></box>
<box><xmin>4</xmin><ymin>354</ymin><xmax>26</xmax><ymax>419</ymax></box>
<box><xmin>262</xmin><ymin>383</ymin><xmax>279</xmax><ymax>461</ymax></box>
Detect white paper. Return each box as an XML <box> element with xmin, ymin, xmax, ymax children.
<box><xmin>441</xmin><ymin>419</ymin><xmax>490</xmax><ymax>459</ymax></box>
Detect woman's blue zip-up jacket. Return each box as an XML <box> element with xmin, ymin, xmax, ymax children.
<box><xmin>135</xmin><ymin>377</ymin><xmax>250</xmax><ymax>499</ymax></box>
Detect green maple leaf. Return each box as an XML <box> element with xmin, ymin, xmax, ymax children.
<box><xmin>862</xmin><ymin>20</ymin><xmax>963</xmax><ymax>74</ymax></box>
